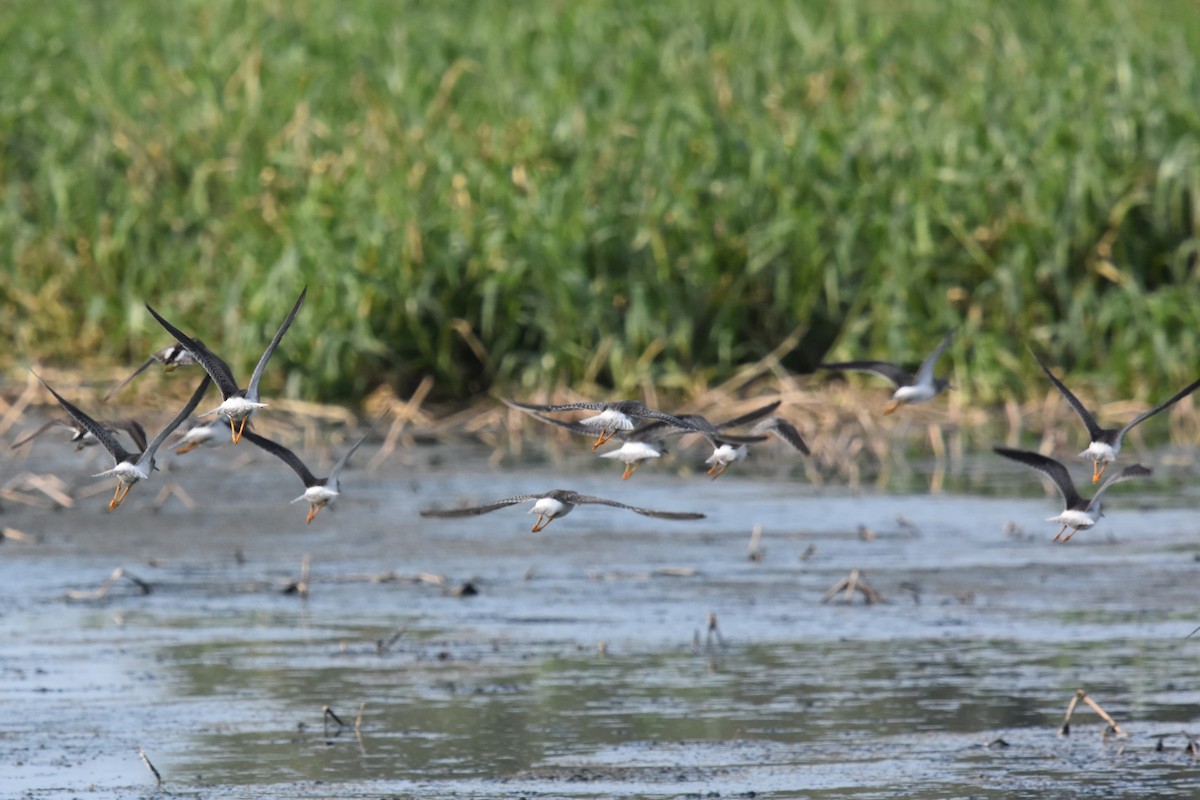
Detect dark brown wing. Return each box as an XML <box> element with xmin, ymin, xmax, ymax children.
<box><xmin>419</xmin><ymin>494</ymin><xmax>543</xmax><ymax>518</ymax></box>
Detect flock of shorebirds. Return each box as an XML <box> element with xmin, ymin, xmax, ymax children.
<box><xmin>14</xmin><ymin>289</ymin><xmax>1198</xmax><ymax>540</ymax></box>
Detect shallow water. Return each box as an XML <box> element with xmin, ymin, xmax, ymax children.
<box><xmin>2</xmin><ymin>435</ymin><xmax>1199</xmax><ymax>798</ymax></box>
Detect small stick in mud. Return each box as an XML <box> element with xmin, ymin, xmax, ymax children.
<box><xmin>323</xmin><ymin>705</ymin><xmax>346</xmax><ymax>737</ymax></box>
<box><xmin>355</xmin><ymin>702</ymin><xmax>366</xmax><ymax>750</ymax></box>
<box><xmin>67</xmin><ymin>567</ymin><xmax>151</xmax><ymax>601</ymax></box>
<box><xmin>1151</xmin><ymin>731</ymin><xmax>1199</xmax><ymax>757</ymax></box>
<box><xmin>747</xmin><ymin>524</ymin><xmax>764</xmax><ymax>561</ymax></box>
<box><xmin>820</xmin><ymin>569</ymin><xmax>884</xmax><ymax>604</ymax></box>
<box><xmin>706</xmin><ymin>611</ymin><xmax>726</xmax><ymax>648</ymax></box>
<box><xmin>1059</xmin><ymin>689</ymin><xmax>1125</xmax><ymax>737</ymax></box>
<box><xmin>137</xmin><ymin>745</ymin><xmax>162</xmax><ymax>789</ymax></box>
<box><xmin>376</xmin><ymin>627</ymin><xmax>406</xmax><ymax>655</ymax></box>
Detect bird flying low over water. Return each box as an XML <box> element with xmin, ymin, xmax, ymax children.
<box><xmin>11</xmin><ymin>417</ymin><xmax>146</xmax><ymax>454</ymax></box>
<box><xmin>703</xmin><ymin>416</ymin><xmax>809</xmax><ymax>479</ymax></box>
<box><xmin>993</xmin><ymin>446</ymin><xmax>1151</xmax><ymax>542</ymax></box>
<box><xmin>1030</xmin><ymin>348</ymin><xmax>1200</xmax><ymax>484</ymax></box>
<box><xmin>503</xmin><ymin>399</ymin><xmax>705</xmax><ymax>451</ymax></box>
<box><xmin>241</xmin><ymin>426</ymin><xmax>372</xmax><ymax>523</ymax></box>
<box><xmin>420</xmin><ymin>488</ymin><xmax>706</xmax><ymax>532</ymax></box>
<box><xmin>34</xmin><ymin>373</ymin><xmax>212</xmax><ymax>510</ymax></box>
<box><xmin>145</xmin><ymin>287</ymin><xmax>306</xmax><ymax>444</ymax></box>
<box><xmin>104</xmin><ymin>343</ymin><xmax>200</xmax><ymax>401</ymax></box>
<box><xmin>821</xmin><ymin>330</ymin><xmax>955</xmax><ymax>414</ymax></box>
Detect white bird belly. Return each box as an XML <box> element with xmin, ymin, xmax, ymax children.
<box><xmin>580</xmin><ymin>410</ymin><xmax>634</xmax><ymax>431</ymax></box>
<box><xmin>530</xmin><ymin>498</ymin><xmax>568</xmax><ymax>519</ymax></box>
<box><xmin>1080</xmin><ymin>441</ymin><xmax>1117</xmax><ymax>462</ymax></box>
<box><xmin>1048</xmin><ymin>509</ymin><xmax>1097</xmax><ymax>530</ymax></box>
<box><xmin>599</xmin><ymin>442</ymin><xmax>661</xmax><ymax>463</ymax></box>
<box><xmin>213</xmin><ymin>396</ymin><xmax>267</xmax><ymax>421</ymax></box>
<box><xmin>705</xmin><ymin>444</ymin><xmax>746</xmax><ymax>467</ymax></box>
<box><xmin>892</xmin><ymin>384</ymin><xmax>936</xmax><ymax>404</ymax></box>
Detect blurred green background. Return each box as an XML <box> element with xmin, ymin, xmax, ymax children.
<box><xmin>3</xmin><ymin>0</ymin><xmax>1199</xmax><ymax>407</ymax></box>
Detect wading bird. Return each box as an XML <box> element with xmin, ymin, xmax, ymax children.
<box><xmin>34</xmin><ymin>373</ymin><xmax>212</xmax><ymax>510</ymax></box>
<box><xmin>11</xmin><ymin>417</ymin><xmax>146</xmax><ymax>454</ymax></box>
<box><xmin>821</xmin><ymin>330</ymin><xmax>955</xmax><ymax>414</ymax></box>
<box><xmin>1030</xmin><ymin>349</ymin><xmax>1200</xmax><ymax>483</ymax></box>
<box><xmin>993</xmin><ymin>446</ymin><xmax>1151</xmax><ymax>542</ymax></box>
<box><xmin>503</xmin><ymin>399</ymin><xmax>703</xmax><ymax>451</ymax></box>
<box><xmin>241</xmin><ymin>427</ymin><xmax>372</xmax><ymax>523</ymax></box>
<box><xmin>145</xmin><ymin>287</ymin><xmax>306</xmax><ymax>444</ymax></box>
<box><xmin>420</xmin><ymin>488</ymin><xmax>705</xmax><ymax>532</ymax></box>
<box><xmin>104</xmin><ymin>343</ymin><xmax>199</xmax><ymax>401</ymax></box>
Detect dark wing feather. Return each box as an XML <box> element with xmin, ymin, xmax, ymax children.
<box><xmin>34</xmin><ymin>374</ymin><xmax>133</xmax><ymax>463</ymax></box>
<box><xmin>245</xmin><ymin>286</ymin><xmax>307</xmax><ymax>403</ymax></box>
<box><xmin>241</xmin><ymin>429</ymin><xmax>321</xmax><ymax>488</ymax></box>
<box><xmin>1114</xmin><ymin>376</ymin><xmax>1200</xmax><ymax>445</ymax></box>
<box><xmin>504</xmin><ymin>398</ymin><xmax>608</xmax><ymax>414</ymax></box>
<box><xmin>140</xmin><ymin>376</ymin><xmax>213</xmax><ymax>465</ymax></box>
<box><xmin>119</xmin><ymin>420</ymin><xmax>149</xmax><ymax>453</ymax></box>
<box><xmin>992</xmin><ymin>446</ymin><xmax>1082</xmax><ymax>508</ymax></box>
<box><xmin>715</xmin><ymin>400</ymin><xmax>782</xmax><ymax>429</ymax></box>
<box><xmin>103</xmin><ymin>356</ymin><xmax>157</xmax><ymax>401</ymax></box>
<box><xmin>11</xmin><ymin>419</ymin><xmax>71</xmax><ymax>449</ymax></box>
<box><xmin>145</xmin><ymin>303</ymin><xmax>241</xmax><ymax>397</ymax></box>
<box><xmin>753</xmin><ymin>417</ymin><xmax>810</xmax><ymax>455</ymax></box>
<box><xmin>1029</xmin><ymin>349</ymin><xmax>1104</xmax><ymax>441</ymax></box>
<box><xmin>571</xmin><ymin>494</ymin><xmax>705</xmax><ymax>520</ymax></box>
<box><xmin>419</xmin><ymin>494</ymin><xmax>542</xmax><ymax>517</ymax></box>
<box><xmin>820</xmin><ymin>361</ymin><xmax>914</xmax><ymax>388</ymax></box>
<box><xmin>1086</xmin><ymin>464</ymin><xmax>1152</xmax><ymax>510</ymax></box>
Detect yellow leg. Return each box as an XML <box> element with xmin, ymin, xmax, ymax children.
<box><xmin>1052</xmin><ymin>525</ymin><xmax>1069</xmax><ymax>542</ymax></box>
<box><xmin>883</xmin><ymin>400</ymin><xmax>901</xmax><ymax>415</ymax></box>
<box><xmin>1060</xmin><ymin>528</ymin><xmax>1078</xmax><ymax>543</ymax></box>
<box><xmin>531</xmin><ymin>514</ymin><xmax>551</xmax><ymax>532</ymax></box>
<box><xmin>621</xmin><ymin>462</ymin><xmax>640</xmax><ymax>480</ymax></box>
<box><xmin>1092</xmin><ymin>461</ymin><xmax>1105</xmax><ymax>484</ymax></box>
<box><xmin>708</xmin><ymin>463</ymin><xmax>730</xmax><ymax>479</ymax></box>
<box><xmin>175</xmin><ymin>441</ymin><xmax>200</xmax><ymax>455</ymax></box>
<box><xmin>591</xmin><ymin>429</ymin><xmax>615</xmax><ymax>451</ymax></box>
<box><xmin>306</xmin><ymin>503</ymin><xmax>322</xmax><ymax>524</ymax></box>
<box><xmin>232</xmin><ymin>416</ymin><xmax>248</xmax><ymax>444</ymax></box>
<box><xmin>229</xmin><ymin>417</ymin><xmax>239</xmax><ymax>443</ymax></box>
<box><xmin>109</xmin><ymin>483</ymin><xmax>132</xmax><ymax>511</ymax></box>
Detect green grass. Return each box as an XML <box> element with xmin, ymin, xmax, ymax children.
<box><xmin>2</xmin><ymin>0</ymin><xmax>1199</xmax><ymax>407</ymax></box>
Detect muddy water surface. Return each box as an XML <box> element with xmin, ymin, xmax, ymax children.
<box><xmin>2</xmin><ymin>438</ymin><xmax>1199</xmax><ymax>798</ymax></box>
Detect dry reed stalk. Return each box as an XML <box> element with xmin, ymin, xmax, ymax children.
<box><xmin>1059</xmin><ymin>689</ymin><xmax>1125</xmax><ymax>737</ymax></box>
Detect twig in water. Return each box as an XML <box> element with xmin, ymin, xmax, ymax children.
<box><xmin>137</xmin><ymin>745</ymin><xmax>162</xmax><ymax>789</ymax></box>
<box><xmin>67</xmin><ymin>567</ymin><xmax>152</xmax><ymax>601</ymax></box>
<box><xmin>376</xmin><ymin>628</ymin><xmax>407</xmax><ymax>655</ymax></box>
<box><xmin>706</xmin><ymin>611</ymin><xmax>726</xmax><ymax>649</ymax></box>
<box><xmin>820</xmin><ymin>569</ymin><xmax>885</xmax><ymax>604</ymax></box>
<box><xmin>355</xmin><ymin>702</ymin><xmax>366</xmax><ymax>751</ymax></box>
<box><xmin>323</xmin><ymin>705</ymin><xmax>346</xmax><ymax>737</ymax></box>
<box><xmin>1059</xmin><ymin>689</ymin><xmax>1125</xmax><ymax>737</ymax></box>
<box><xmin>747</xmin><ymin>524</ymin><xmax>764</xmax><ymax>561</ymax></box>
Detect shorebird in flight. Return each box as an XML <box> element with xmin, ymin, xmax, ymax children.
<box><xmin>241</xmin><ymin>427</ymin><xmax>372</xmax><ymax>523</ymax></box>
<box><xmin>145</xmin><ymin>287</ymin><xmax>306</xmax><ymax>444</ymax></box>
<box><xmin>171</xmin><ymin>418</ymin><xmax>228</xmax><ymax>454</ymax></box>
<box><xmin>1030</xmin><ymin>348</ymin><xmax>1200</xmax><ymax>483</ymax></box>
<box><xmin>703</xmin><ymin>416</ymin><xmax>809</xmax><ymax>479</ymax></box>
<box><xmin>504</xmin><ymin>399</ymin><xmax>704</xmax><ymax>451</ymax></box>
<box><xmin>104</xmin><ymin>343</ymin><xmax>199</xmax><ymax>401</ymax></box>
<box><xmin>34</xmin><ymin>373</ymin><xmax>212</xmax><ymax>510</ymax></box>
<box><xmin>420</xmin><ymin>488</ymin><xmax>705</xmax><ymax>532</ymax></box>
<box><xmin>11</xmin><ymin>417</ymin><xmax>146</xmax><ymax>454</ymax></box>
<box><xmin>993</xmin><ymin>446</ymin><xmax>1151</xmax><ymax>542</ymax></box>
<box><xmin>821</xmin><ymin>330</ymin><xmax>955</xmax><ymax>414</ymax></box>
